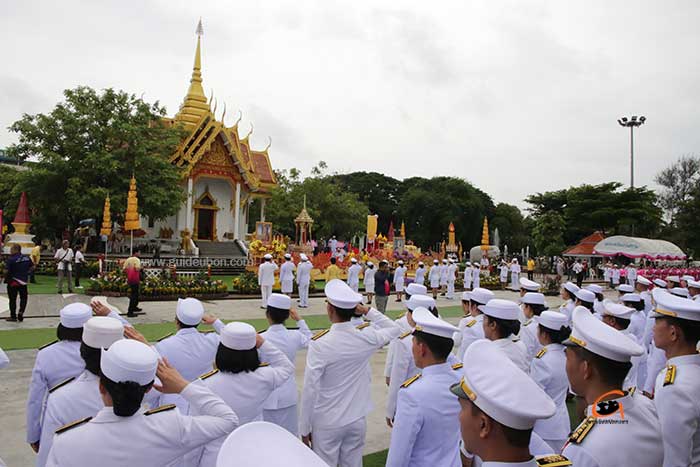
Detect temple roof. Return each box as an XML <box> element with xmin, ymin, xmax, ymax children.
<box><xmin>168</xmin><ymin>21</ymin><xmax>277</xmax><ymax>194</ymax></box>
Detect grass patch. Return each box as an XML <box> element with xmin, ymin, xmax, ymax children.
<box><xmin>0</xmin><ymin>306</ymin><xmax>464</xmax><ymax>351</ymax></box>
<box><xmin>362</xmin><ymin>449</ymin><xmax>388</xmax><ymax>466</ymax></box>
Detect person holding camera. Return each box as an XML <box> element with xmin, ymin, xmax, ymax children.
<box><xmin>54</xmin><ymin>240</ymin><xmax>74</xmax><ymax>294</ymax></box>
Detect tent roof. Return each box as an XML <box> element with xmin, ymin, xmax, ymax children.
<box><xmin>593</xmin><ymin>235</ymin><xmax>686</xmax><ymax>260</ymax></box>
<box><xmin>562</xmin><ymin>231</ymin><xmax>606</xmax><ymax>257</ymax></box>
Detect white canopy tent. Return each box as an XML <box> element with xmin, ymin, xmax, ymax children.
<box><xmin>593</xmin><ymin>235</ymin><xmax>686</xmax><ymax>260</ymax></box>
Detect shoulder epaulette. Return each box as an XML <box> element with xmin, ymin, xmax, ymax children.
<box><xmin>524</xmin><ymin>319</ymin><xmax>532</xmax><ymax>326</ymax></box>
<box><xmin>568</xmin><ymin>416</ymin><xmax>596</xmax><ymax>444</ymax></box>
<box><xmin>397</xmin><ymin>312</ymin><xmax>406</xmax><ymax>319</ymax></box>
<box><xmin>49</xmin><ymin>377</ymin><xmax>75</xmax><ymax>393</ymax></box>
<box><xmin>311</xmin><ymin>329</ymin><xmax>330</xmax><ymax>341</ymax></box>
<box><xmin>663</xmin><ymin>364</ymin><xmax>676</xmax><ymax>386</ymax></box>
<box><xmin>399</xmin><ymin>330</ymin><xmax>413</xmax><ymax>339</ymax></box>
<box><xmin>536</xmin><ymin>454</ymin><xmax>572</xmax><ymax>467</ymax></box>
<box><xmin>39</xmin><ymin>340</ymin><xmax>58</xmax><ymax>350</ymax></box>
<box><xmin>535</xmin><ymin>348</ymin><xmax>547</xmax><ymax>359</ymax></box>
<box><xmin>356</xmin><ymin>322</ymin><xmax>370</xmax><ymax>330</ymax></box>
<box><xmin>452</xmin><ymin>363</ymin><xmax>463</xmax><ymax>370</ymax></box>
<box><xmin>258</xmin><ymin>362</ymin><xmax>270</xmax><ymax>367</ymax></box>
<box><xmin>627</xmin><ymin>386</ymin><xmax>637</xmax><ymax>396</ymax></box>
<box><xmin>55</xmin><ymin>416</ymin><xmax>91</xmax><ymax>434</ymax></box>
<box><xmin>144</xmin><ymin>404</ymin><xmax>176</xmax><ymax>416</ymax></box>
<box><xmin>199</xmin><ymin>369</ymin><xmax>219</xmax><ymax>380</ymax></box>
<box><xmin>157</xmin><ymin>332</ymin><xmax>173</xmax><ymax>342</ymax></box>
<box><xmin>466</xmin><ymin>319</ymin><xmax>477</xmax><ymax>328</ymax></box>
<box><xmin>512</xmin><ymin>336</ymin><xmax>520</xmax><ymax>342</ymax></box>
<box><xmin>401</xmin><ymin>373</ymin><xmax>421</xmax><ymax>388</ymax></box>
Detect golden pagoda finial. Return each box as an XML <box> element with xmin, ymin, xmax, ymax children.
<box><xmin>233</xmin><ymin>110</ymin><xmax>242</xmax><ymax>127</ymax></box>
<box><xmin>264</xmin><ymin>136</ymin><xmax>272</xmax><ymax>151</ymax></box>
<box><xmin>221</xmin><ymin>102</ymin><xmax>227</xmax><ymax>124</ymax></box>
<box><xmin>175</xmin><ymin>19</ymin><xmax>210</xmax><ymax>125</ymax></box>
<box><xmin>244</xmin><ymin>122</ymin><xmax>254</xmax><ymax>139</ymax></box>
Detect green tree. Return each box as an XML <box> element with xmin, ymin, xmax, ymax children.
<box><xmin>655</xmin><ymin>155</ymin><xmax>700</xmax><ymax>223</ymax></box>
<box><xmin>531</xmin><ymin>211</ymin><xmax>566</xmax><ymax>257</ymax></box>
<box><xmin>490</xmin><ymin>203</ymin><xmax>530</xmax><ymax>252</ymax></box>
<box><xmin>6</xmin><ymin>86</ymin><xmax>186</xmax><ymax>240</ymax></box>
<box><xmin>328</xmin><ymin>172</ymin><xmax>402</xmax><ymax>233</ymax></box>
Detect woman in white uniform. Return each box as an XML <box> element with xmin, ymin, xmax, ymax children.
<box><xmin>529</xmin><ymin>310</ymin><xmax>571</xmax><ymax>452</ymax></box>
<box><xmin>363</xmin><ymin>262</ymin><xmax>376</xmax><ymax>305</ymax></box>
<box><xmin>480</xmin><ymin>299</ymin><xmax>529</xmax><ymax>373</ymax></box>
<box><xmin>559</xmin><ymin>281</ymin><xmax>579</xmax><ymax>324</ymax></box>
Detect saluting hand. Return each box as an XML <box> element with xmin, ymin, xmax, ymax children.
<box><xmin>123</xmin><ymin>326</ymin><xmax>148</xmax><ymax>345</ymax></box>
<box><xmin>91</xmin><ymin>300</ymin><xmax>112</xmax><ymax>317</ymax></box>
<box><xmin>289</xmin><ymin>308</ymin><xmax>301</xmax><ymax>322</ymax></box>
<box><xmin>355</xmin><ymin>303</ymin><xmax>370</xmax><ymax>315</ymax></box>
<box><xmin>255</xmin><ymin>334</ymin><xmax>265</xmax><ymax>348</ymax></box>
<box><xmin>201</xmin><ymin>313</ymin><xmax>218</xmax><ymax>325</ymax></box>
<box><xmin>153</xmin><ymin>358</ymin><xmax>189</xmax><ymax>394</ymax></box>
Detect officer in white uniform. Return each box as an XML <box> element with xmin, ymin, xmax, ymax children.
<box><xmin>258</xmin><ymin>254</ymin><xmax>278</xmax><ymax>308</ymax></box>
<box><xmin>600</xmin><ymin>300</ymin><xmax>643</xmax><ymax>389</ymax></box>
<box><xmin>386</xmin><ymin>308</ymin><xmax>461</xmax><ymax>467</ymax></box>
<box><xmin>386</xmin><ymin>294</ymin><xmax>439</xmax><ymax>423</ymax></box>
<box><xmin>26</xmin><ymin>303</ymin><xmax>92</xmax><ymax>452</ymax></box>
<box><xmin>529</xmin><ymin>310</ymin><xmax>571</xmax><ymax>453</ymax></box>
<box><xmin>439</xmin><ymin>259</ymin><xmax>449</xmax><ymax>294</ymax></box>
<box><xmin>463</xmin><ymin>262</ymin><xmax>473</xmax><ymax>290</ymax></box>
<box><xmin>472</xmin><ymin>260</ymin><xmax>481</xmax><ymax>289</ymax></box>
<box><xmin>295</xmin><ymin>254</ymin><xmax>313</xmax><ymax>308</ymax></box>
<box><xmin>46</xmin><ymin>339</ymin><xmax>238</xmax><ymax>467</ymax></box>
<box><xmin>299</xmin><ymin>279</ymin><xmax>401</xmax><ymax>467</ymax></box>
<box><xmin>584</xmin><ymin>284</ymin><xmax>605</xmax><ymax>318</ymax></box>
<box><xmin>559</xmin><ymin>281</ymin><xmax>579</xmax><ymax>324</ymax></box>
<box><xmin>346</xmin><ymin>258</ymin><xmax>361</xmax><ymax>293</ymax></box>
<box><xmin>362</xmin><ymin>261</ymin><xmax>375</xmax><ymax>305</ymax></box>
<box><xmin>429</xmin><ymin>259</ymin><xmax>441</xmax><ymax>297</ymax></box>
<box><xmin>452</xmin><ymin>340</ymin><xmax>564</xmax><ymax>467</ymax></box>
<box><xmin>688</xmin><ymin>279</ymin><xmax>700</xmax><ymax>302</ymax></box>
<box><xmin>518</xmin><ymin>277</ymin><xmax>541</xmax><ymax>323</ymax></box>
<box><xmin>215</xmin><ymin>421</ymin><xmax>327</xmax><ymax>467</ymax></box>
<box><xmin>261</xmin><ymin>294</ymin><xmax>312</xmax><ymax>435</ymax></box>
<box><xmin>279</xmin><ymin>254</ymin><xmax>296</xmax><ymax>296</ymax></box>
<box><xmin>518</xmin><ymin>292</ymin><xmax>548</xmax><ymax>362</ymax></box>
<box><xmin>187</xmin><ymin>321</ymin><xmax>295</xmax><ymax>467</ymax></box>
<box><xmin>562</xmin><ymin>307</ymin><xmax>663</xmax><ymax>467</ymax></box>
<box><xmin>455</xmin><ymin>287</ymin><xmax>494</xmax><ymax>361</ymax></box>
<box><xmin>446</xmin><ymin>258</ymin><xmax>457</xmax><ymax>299</ymax></box>
<box><xmin>481</xmin><ymin>299</ymin><xmax>529</xmax><ymax>373</ymax></box>
<box><xmin>37</xmin><ymin>317</ymin><xmax>126</xmax><ymax>466</ymax></box>
<box><xmin>155</xmin><ymin>298</ymin><xmax>225</xmax><ymax>412</ymax></box>
<box><xmin>619</xmin><ymin>293</ymin><xmax>646</xmax><ymax>340</ymax></box>
<box><xmin>413</xmin><ymin>261</ymin><xmax>426</xmax><ymax>286</ymax></box>
<box><xmin>650</xmin><ymin>288</ymin><xmax>700</xmax><ymax>467</ymax></box>
<box><xmin>393</xmin><ymin>260</ymin><xmax>407</xmax><ymax>301</ymax></box>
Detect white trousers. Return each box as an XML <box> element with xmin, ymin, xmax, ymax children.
<box><xmin>348</xmin><ymin>281</ymin><xmax>359</xmax><ymax>293</ymax></box>
<box><xmin>299</xmin><ymin>282</ymin><xmax>310</xmax><ymax>307</ymax></box>
<box><xmin>263</xmin><ymin>405</ymin><xmax>298</xmax><ymax>436</ymax></box>
<box><xmin>446</xmin><ymin>280</ymin><xmax>455</xmax><ymax>298</ymax></box>
<box><xmin>313</xmin><ymin>418</ymin><xmax>366</xmax><ymax>467</ymax></box>
<box><xmin>261</xmin><ymin>285</ymin><xmax>273</xmax><ymax>307</ymax></box>
<box><xmin>281</xmin><ymin>279</ymin><xmax>294</xmax><ymax>294</ymax></box>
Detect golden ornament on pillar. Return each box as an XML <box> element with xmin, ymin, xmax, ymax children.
<box><xmin>124</xmin><ymin>176</ymin><xmax>141</xmax><ymax>231</ymax></box>
<box><xmin>100</xmin><ymin>196</ymin><xmax>112</xmax><ymax>236</ymax></box>
<box><xmin>480</xmin><ymin>217</ymin><xmax>489</xmax><ymax>251</ymax></box>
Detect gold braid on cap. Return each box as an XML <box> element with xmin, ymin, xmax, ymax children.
<box><xmin>460</xmin><ymin>377</ymin><xmax>477</xmax><ymax>401</ymax></box>
<box><xmin>569</xmin><ymin>336</ymin><xmax>586</xmax><ymax>347</ymax></box>
<box><xmin>655</xmin><ymin>308</ymin><xmax>678</xmax><ymax>317</ymax></box>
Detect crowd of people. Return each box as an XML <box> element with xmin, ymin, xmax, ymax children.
<box><xmin>1</xmin><ymin>264</ymin><xmax>696</xmax><ymax>466</ymax></box>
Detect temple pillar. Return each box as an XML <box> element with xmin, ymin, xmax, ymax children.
<box><xmin>186</xmin><ymin>176</ymin><xmax>194</xmax><ymax>231</ymax></box>
<box><xmin>234</xmin><ymin>182</ymin><xmax>241</xmax><ymax>240</ymax></box>
<box><xmin>260</xmin><ymin>198</ymin><xmax>266</xmax><ymax>222</ymax></box>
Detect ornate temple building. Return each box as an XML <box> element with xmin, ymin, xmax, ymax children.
<box><xmin>143</xmin><ymin>24</ymin><xmax>277</xmax><ymax>255</ymax></box>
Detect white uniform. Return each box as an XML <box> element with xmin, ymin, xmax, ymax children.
<box><xmin>510</xmin><ymin>263</ymin><xmax>521</xmax><ymax>290</ymax></box>
<box><xmin>188</xmin><ymin>341</ymin><xmax>295</xmax><ymax>467</ymax></box>
<box><xmin>279</xmin><ymin>260</ymin><xmax>296</xmax><ymax>294</ymax></box>
<box><xmin>346</xmin><ymin>264</ymin><xmax>361</xmax><ymax>293</ymax></box>
<box><xmin>413</xmin><ymin>266</ymin><xmax>426</xmax><ymax>286</ymax></box>
<box><xmin>463</xmin><ymin>267</ymin><xmax>472</xmax><ymax>290</ymax></box>
<box><xmin>428</xmin><ymin>265</ymin><xmax>441</xmax><ymax>289</ymax></box>
<box><xmin>296</xmin><ymin>261</ymin><xmax>313</xmax><ymax>307</ymax></box>
<box><xmin>300</xmin><ymin>309</ymin><xmax>400</xmax><ymax>467</ymax></box>
<box><xmin>439</xmin><ymin>264</ymin><xmax>448</xmax><ymax>286</ymax></box>
<box><xmin>654</xmin><ymin>353</ymin><xmax>700</xmax><ymax>467</ymax></box>
<box><xmin>393</xmin><ymin>266</ymin><xmax>407</xmax><ymax>293</ymax></box>
<box><xmin>627</xmin><ymin>266</ymin><xmax>637</xmax><ymax>286</ymax></box>
<box><xmin>472</xmin><ymin>266</ymin><xmax>480</xmax><ymax>289</ymax></box>
<box><xmin>529</xmin><ymin>344</ymin><xmax>570</xmax><ymax>452</ymax></box>
<box><xmin>258</xmin><ymin>261</ymin><xmax>278</xmax><ymax>308</ymax></box>
<box><xmin>493</xmin><ymin>335</ymin><xmax>529</xmax><ymax>374</ymax></box>
<box><xmin>499</xmin><ymin>264</ymin><xmax>509</xmax><ymax>283</ymax></box>
<box><xmin>385</xmin><ymin>362</ymin><xmax>461</xmax><ymax>467</ymax></box>
<box><xmin>46</xmin><ymin>383</ymin><xmax>238</xmax><ymax>467</ymax></box>
<box><xmin>518</xmin><ymin>319</ymin><xmax>540</xmax><ymax>362</ymax></box>
<box><xmin>446</xmin><ymin>263</ymin><xmax>457</xmax><ymax>299</ymax></box>
<box><xmin>456</xmin><ymin>314</ymin><xmax>485</xmax><ymax>362</ymax></box>
<box><xmin>363</xmin><ymin>267</ymin><xmax>375</xmax><ymax>296</ymax></box>
<box><xmin>26</xmin><ymin>340</ymin><xmax>84</xmax><ymax>444</ymax></box>
<box><xmin>563</xmin><ymin>390</ymin><xmax>664</xmax><ymax>467</ymax></box>
<box><xmin>621</xmin><ymin>329</ymin><xmax>642</xmax><ymax>390</ymax></box>
<box><xmin>154</xmin><ymin>320</ymin><xmax>224</xmax><ymax>412</ymax></box>
<box><xmin>559</xmin><ymin>299</ymin><xmax>575</xmax><ymax>324</ymax></box>
<box><xmin>262</xmin><ymin>321</ymin><xmax>313</xmax><ymax>435</ymax></box>
<box><xmin>383</xmin><ymin>315</ymin><xmax>412</xmax><ymax>381</ymax></box>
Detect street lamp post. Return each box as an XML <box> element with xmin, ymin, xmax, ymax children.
<box><xmin>617</xmin><ymin>115</ymin><xmax>646</xmax><ymax>188</ymax></box>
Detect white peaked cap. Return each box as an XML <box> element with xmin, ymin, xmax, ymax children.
<box><xmin>670</xmin><ymin>287</ymin><xmax>690</xmax><ymax>298</ymax></box>
<box><xmin>563</xmin><ymin>282</ymin><xmax>579</xmax><ymax>294</ymax></box>
<box><xmin>433</xmin><ymin>259</ymin><xmax>439</xmax><ymax>264</ymax></box>
<box><xmin>412</xmin><ymin>307</ymin><xmax>457</xmax><ymax>338</ymax></box>
<box><xmin>519</xmin><ymin>278</ymin><xmax>541</xmax><ymax>291</ymax></box>
<box><xmin>653</xmin><ymin>278</ymin><xmax>667</xmax><ymax>288</ymax></box>
<box><xmin>101</xmin><ymin>339</ymin><xmax>158</xmax><ymax>386</ymax></box>
<box><xmin>366</xmin><ymin>261</ymin><xmax>374</xmax><ymax>267</ymax></box>
<box><xmin>469</xmin><ymin>287</ymin><xmax>495</xmax><ymax>305</ymax></box>
<box><xmin>267</xmin><ymin>293</ymin><xmax>291</xmax><ymax>310</ymax></box>
<box><xmin>398</xmin><ymin>260</ymin><xmax>404</xmax><ymax>265</ymax></box>
<box><xmin>522</xmin><ymin>292</ymin><xmax>547</xmax><ymax>307</ymax></box>
<box><xmin>681</xmin><ymin>275</ymin><xmax>695</xmax><ymax>281</ymax></box>
<box><xmin>405</xmin><ymin>283</ymin><xmax>428</xmax><ymax>296</ymax></box>
<box><xmin>652</xmin><ymin>288</ymin><xmax>700</xmax><ymax>322</ymax></box>
<box><xmin>59</xmin><ymin>303</ymin><xmax>92</xmax><ymax>329</ymax></box>
<box><xmin>461</xmin><ymin>291</ymin><xmax>471</xmax><ymax>301</ymax></box>
<box><xmin>617</xmin><ymin>284</ymin><xmax>634</xmax><ymax>293</ymax></box>
<box><xmin>602</xmin><ymin>300</ymin><xmax>636</xmax><ymax>320</ymax></box>
<box><xmin>176</xmin><ymin>297</ymin><xmax>205</xmax><ymax>326</ymax></box>
<box><xmin>350</xmin><ymin>257</ymin><xmax>357</xmax><ymax>263</ymax></box>
<box><xmin>220</xmin><ymin>322</ymin><xmax>257</xmax><ymax>350</ymax></box>
<box><xmin>575</xmin><ymin>288</ymin><xmax>596</xmax><ymax>303</ymax></box>
<box><xmin>284</xmin><ymin>253</ymin><xmax>291</xmax><ymax>259</ymax></box>
<box><xmin>688</xmin><ymin>279</ymin><xmax>700</xmax><ymax>290</ymax></box>
<box><xmin>300</xmin><ymin>254</ymin><xmax>308</xmax><ymax>261</ymax></box>
<box><xmin>216</xmin><ymin>422</ymin><xmax>327</xmax><ymax>467</ymax></box>
<box><xmin>406</xmin><ymin>294</ymin><xmax>436</xmax><ymax>311</ymax></box>
<box><xmin>585</xmin><ymin>284</ymin><xmax>603</xmax><ymax>294</ymax></box>
<box><xmin>83</xmin><ymin>317</ymin><xmax>124</xmax><ymax>349</ymax></box>
<box><xmin>324</xmin><ymin>279</ymin><xmax>362</xmax><ymax>309</ymax></box>
<box><xmin>564</xmin><ymin>306</ymin><xmax>643</xmax><ymax>362</ymax></box>
<box><xmin>451</xmin><ymin>340</ymin><xmax>556</xmax><ymax>429</ymax></box>
<box><xmin>636</xmin><ymin>276</ymin><xmax>652</xmax><ymax>287</ymax></box>
<box><xmin>418</xmin><ymin>261</ymin><xmax>424</xmax><ymax>266</ymax></box>
<box><xmin>263</xmin><ymin>254</ymin><xmax>273</xmax><ymax>260</ymax></box>
<box><xmin>479</xmin><ymin>299</ymin><xmax>520</xmax><ymax>321</ymax></box>
<box><xmin>535</xmin><ymin>310</ymin><xmax>568</xmax><ymax>331</ymax></box>
<box><xmin>666</xmin><ymin>275</ymin><xmax>680</xmax><ymax>284</ymax></box>
<box><xmin>620</xmin><ymin>293</ymin><xmax>641</xmax><ymax>303</ymax></box>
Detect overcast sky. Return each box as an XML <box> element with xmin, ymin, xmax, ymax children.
<box><xmin>2</xmin><ymin>1</ymin><xmax>699</xmax><ymax>210</ymax></box>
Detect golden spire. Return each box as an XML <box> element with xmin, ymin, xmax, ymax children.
<box><xmin>124</xmin><ymin>177</ymin><xmax>141</xmax><ymax>231</ymax></box>
<box><xmin>175</xmin><ymin>19</ymin><xmax>211</xmax><ymax>126</ymax></box>
<box><xmin>100</xmin><ymin>196</ymin><xmax>112</xmax><ymax>236</ymax></box>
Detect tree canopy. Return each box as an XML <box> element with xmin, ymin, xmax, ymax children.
<box><xmin>4</xmin><ymin>86</ymin><xmax>186</xmax><ymax>239</ymax></box>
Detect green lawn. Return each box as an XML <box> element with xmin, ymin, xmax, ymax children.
<box><xmin>363</xmin><ymin>449</ymin><xmax>388</xmax><ymax>466</ymax></box>
<box><xmin>0</xmin><ymin>306</ymin><xmax>465</xmax><ymax>351</ymax></box>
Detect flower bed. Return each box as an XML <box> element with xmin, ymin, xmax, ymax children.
<box><xmin>87</xmin><ymin>270</ymin><xmax>228</xmax><ymax>300</ymax></box>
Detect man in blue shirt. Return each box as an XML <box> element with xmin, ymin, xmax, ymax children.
<box><xmin>4</xmin><ymin>243</ymin><xmax>33</xmax><ymax>322</ymax></box>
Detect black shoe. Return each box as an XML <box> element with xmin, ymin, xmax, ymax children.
<box><xmin>126</xmin><ymin>312</ymin><xmax>137</xmax><ymax>318</ymax></box>
<box><xmin>18</xmin><ymin>314</ymin><xmax>24</xmax><ymax>322</ymax></box>
<box><xmin>135</xmin><ymin>307</ymin><xmax>143</xmax><ymax>312</ymax></box>
<box><xmin>5</xmin><ymin>317</ymin><xmax>17</xmax><ymax>322</ymax></box>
